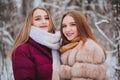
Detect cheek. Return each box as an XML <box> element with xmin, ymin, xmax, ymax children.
<box><xmin>47</xmin><ymin>20</ymin><xmax>50</xmax><ymax>25</ymax></box>
<box><xmin>75</xmin><ymin>30</ymin><xmax>79</xmax><ymax>36</ymax></box>
<box><xmin>32</xmin><ymin>21</ymin><xmax>36</xmax><ymax>25</ymax></box>
<box><xmin>62</xmin><ymin>29</ymin><xmax>66</xmax><ymax>35</ymax></box>
<box><xmin>72</xmin><ymin>27</ymin><xmax>78</xmax><ymax>36</ymax></box>
<box><xmin>33</xmin><ymin>21</ymin><xmax>41</xmax><ymax>26</ymax></box>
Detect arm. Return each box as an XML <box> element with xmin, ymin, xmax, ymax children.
<box><xmin>71</xmin><ymin>62</ymin><xmax>107</xmax><ymax>80</ymax></box>
<box><xmin>12</xmin><ymin>45</ymin><xmax>35</xmax><ymax>80</ymax></box>
<box><xmin>59</xmin><ymin>65</ymin><xmax>71</xmax><ymax>79</ymax></box>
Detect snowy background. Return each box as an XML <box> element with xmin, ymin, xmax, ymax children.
<box><xmin>0</xmin><ymin>0</ymin><xmax>120</xmax><ymax>80</ymax></box>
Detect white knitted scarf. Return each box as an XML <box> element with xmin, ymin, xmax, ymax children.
<box><xmin>30</xmin><ymin>26</ymin><xmax>60</xmax><ymax>80</ymax></box>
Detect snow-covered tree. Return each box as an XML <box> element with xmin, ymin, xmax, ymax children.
<box><xmin>0</xmin><ymin>0</ymin><xmax>119</xmax><ymax>80</ymax></box>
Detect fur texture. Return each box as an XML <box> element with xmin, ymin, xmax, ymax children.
<box><xmin>59</xmin><ymin>39</ymin><xmax>107</xmax><ymax>80</ymax></box>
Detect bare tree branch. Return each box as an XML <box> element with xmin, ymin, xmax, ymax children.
<box><xmin>95</xmin><ymin>20</ymin><xmax>117</xmax><ymax>48</ymax></box>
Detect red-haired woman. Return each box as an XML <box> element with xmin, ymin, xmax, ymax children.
<box><xmin>59</xmin><ymin>10</ymin><xmax>108</xmax><ymax>80</ymax></box>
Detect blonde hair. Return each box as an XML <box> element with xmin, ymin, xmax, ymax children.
<box><xmin>10</xmin><ymin>7</ymin><xmax>55</xmax><ymax>56</ymax></box>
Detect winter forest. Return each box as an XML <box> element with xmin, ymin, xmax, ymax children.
<box><xmin>0</xmin><ymin>0</ymin><xmax>120</xmax><ymax>80</ymax></box>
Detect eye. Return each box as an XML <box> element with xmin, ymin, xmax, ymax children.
<box><xmin>35</xmin><ymin>18</ymin><xmax>41</xmax><ymax>20</ymax></box>
<box><xmin>71</xmin><ymin>23</ymin><xmax>76</xmax><ymax>26</ymax></box>
<box><xmin>45</xmin><ymin>15</ymin><xmax>49</xmax><ymax>20</ymax></box>
<box><xmin>62</xmin><ymin>24</ymin><xmax>67</xmax><ymax>28</ymax></box>
<box><xmin>45</xmin><ymin>17</ymin><xmax>49</xmax><ymax>20</ymax></box>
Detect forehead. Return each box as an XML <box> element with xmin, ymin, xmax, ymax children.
<box><xmin>33</xmin><ymin>9</ymin><xmax>48</xmax><ymax>17</ymax></box>
<box><xmin>62</xmin><ymin>15</ymin><xmax>75</xmax><ymax>23</ymax></box>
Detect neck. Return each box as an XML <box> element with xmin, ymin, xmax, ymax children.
<box><xmin>60</xmin><ymin>37</ymin><xmax>80</xmax><ymax>53</ymax></box>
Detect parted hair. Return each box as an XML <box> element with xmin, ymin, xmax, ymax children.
<box><xmin>10</xmin><ymin>7</ymin><xmax>56</xmax><ymax>55</ymax></box>
<box><xmin>60</xmin><ymin>10</ymin><xmax>107</xmax><ymax>58</ymax></box>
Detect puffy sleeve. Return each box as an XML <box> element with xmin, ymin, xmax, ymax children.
<box><xmin>71</xmin><ymin>62</ymin><xmax>107</xmax><ymax>80</ymax></box>
<box><xmin>59</xmin><ymin>65</ymin><xmax>71</xmax><ymax>79</ymax></box>
<box><xmin>59</xmin><ymin>50</ymin><xmax>72</xmax><ymax>79</ymax></box>
<box><xmin>70</xmin><ymin>39</ymin><xmax>107</xmax><ymax>80</ymax></box>
<box><xmin>12</xmin><ymin>45</ymin><xmax>36</xmax><ymax>80</ymax></box>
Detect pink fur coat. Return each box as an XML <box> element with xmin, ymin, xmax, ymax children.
<box><xmin>59</xmin><ymin>39</ymin><xmax>108</xmax><ymax>80</ymax></box>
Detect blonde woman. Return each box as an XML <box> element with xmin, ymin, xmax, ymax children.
<box><xmin>11</xmin><ymin>7</ymin><xmax>60</xmax><ymax>80</ymax></box>
<box><xmin>59</xmin><ymin>10</ymin><xmax>108</xmax><ymax>80</ymax></box>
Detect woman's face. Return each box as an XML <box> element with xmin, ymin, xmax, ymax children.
<box><xmin>32</xmin><ymin>9</ymin><xmax>50</xmax><ymax>32</ymax></box>
<box><xmin>62</xmin><ymin>15</ymin><xmax>78</xmax><ymax>41</ymax></box>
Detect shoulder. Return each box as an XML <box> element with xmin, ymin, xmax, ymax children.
<box><xmin>81</xmin><ymin>39</ymin><xmax>103</xmax><ymax>51</ymax></box>
<box><xmin>78</xmin><ymin>38</ymin><xmax>105</xmax><ymax>59</ymax></box>
<box><xmin>15</xmin><ymin>43</ymin><xmax>30</xmax><ymax>52</ymax></box>
<box><xmin>85</xmin><ymin>39</ymin><xmax>98</xmax><ymax>46</ymax></box>
<box><xmin>12</xmin><ymin>43</ymin><xmax>31</xmax><ymax>58</ymax></box>
<box><xmin>76</xmin><ymin>39</ymin><xmax>106</xmax><ymax>63</ymax></box>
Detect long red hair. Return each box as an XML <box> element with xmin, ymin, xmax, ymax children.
<box><xmin>60</xmin><ymin>10</ymin><xmax>107</xmax><ymax>58</ymax></box>
<box><xmin>60</xmin><ymin>10</ymin><xmax>97</xmax><ymax>45</ymax></box>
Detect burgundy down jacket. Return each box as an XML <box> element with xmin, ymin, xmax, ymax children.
<box><xmin>12</xmin><ymin>38</ymin><xmax>53</xmax><ymax>80</ymax></box>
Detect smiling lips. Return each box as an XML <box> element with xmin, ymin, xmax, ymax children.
<box><xmin>66</xmin><ymin>33</ymin><xmax>73</xmax><ymax>37</ymax></box>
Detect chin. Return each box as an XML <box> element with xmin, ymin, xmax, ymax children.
<box><xmin>67</xmin><ymin>38</ymin><xmax>73</xmax><ymax>41</ymax></box>
<box><xmin>41</xmin><ymin>28</ymin><xmax>49</xmax><ymax>32</ymax></box>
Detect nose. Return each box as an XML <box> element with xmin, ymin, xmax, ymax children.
<box><xmin>42</xmin><ymin>19</ymin><xmax>46</xmax><ymax>24</ymax></box>
<box><xmin>65</xmin><ymin>26</ymin><xmax>71</xmax><ymax>32</ymax></box>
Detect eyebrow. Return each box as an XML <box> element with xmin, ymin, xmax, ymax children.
<box><xmin>62</xmin><ymin>21</ymin><xmax>75</xmax><ymax>24</ymax></box>
<box><xmin>34</xmin><ymin>15</ymin><xmax>41</xmax><ymax>18</ymax></box>
<box><xmin>62</xmin><ymin>23</ymin><xmax>66</xmax><ymax>25</ymax></box>
<box><xmin>34</xmin><ymin>15</ymin><xmax>48</xmax><ymax>18</ymax></box>
<box><xmin>44</xmin><ymin>15</ymin><xmax>49</xmax><ymax>17</ymax></box>
<box><xmin>70</xmin><ymin>22</ymin><xmax>76</xmax><ymax>24</ymax></box>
